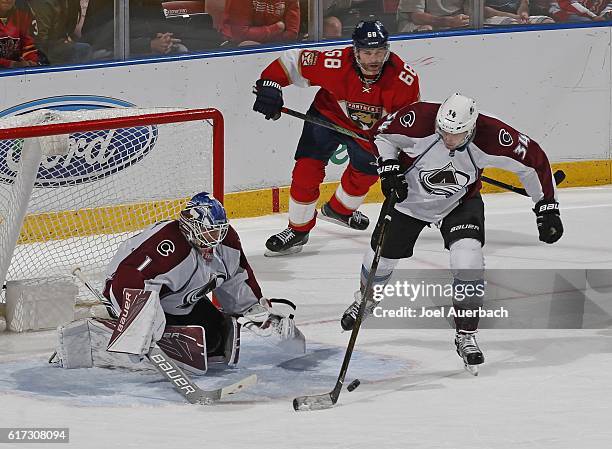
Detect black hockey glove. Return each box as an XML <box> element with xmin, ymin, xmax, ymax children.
<box><xmin>377</xmin><ymin>158</ymin><xmax>408</xmax><ymax>202</ymax></box>
<box><xmin>253</xmin><ymin>79</ymin><xmax>283</xmax><ymax>120</ymax></box>
<box><xmin>533</xmin><ymin>198</ymin><xmax>563</xmax><ymax>244</ymax></box>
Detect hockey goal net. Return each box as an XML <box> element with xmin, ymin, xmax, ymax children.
<box><xmin>0</xmin><ymin>107</ymin><xmax>223</xmax><ymax>330</ymax></box>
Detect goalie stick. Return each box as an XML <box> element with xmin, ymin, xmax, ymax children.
<box><xmin>280</xmin><ymin>107</ymin><xmax>567</xmax><ymax>196</ymax></box>
<box><xmin>71</xmin><ymin>267</ymin><xmax>257</xmax><ymax>405</ymax></box>
<box><xmin>293</xmin><ymin>195</ymin><xmax>398</xmax><ymax>412</ymax></box>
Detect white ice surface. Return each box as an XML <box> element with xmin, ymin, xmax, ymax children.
<box><xmin>1</xmin><ymin>186</ymin><xmax>612</xmax><ymax>449</ymax></box>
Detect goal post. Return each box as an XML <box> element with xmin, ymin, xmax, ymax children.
<box><xmin>0</xmin><ymin>107</ymin><xmax>224</xmax><ymax>331</ymax></box>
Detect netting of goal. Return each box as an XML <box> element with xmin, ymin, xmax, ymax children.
<box><xmin>0</xmin><ymin>107</ymin><xmax>224</xmax><ymax>306</ymax></box>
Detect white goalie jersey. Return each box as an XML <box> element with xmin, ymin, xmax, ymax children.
<box><xmin>103</xmin><ymin>220</ymin><xmax>263</xmax><ymax>317</ymax></box>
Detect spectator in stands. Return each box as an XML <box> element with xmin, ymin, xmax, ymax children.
<box><xmin>323</xmin><ymin>14</ymin><xmax>343</xmax><ymax>38</ymax></box>
<box><xmin>27</xmin><ymin>0</ymin><xmax>91</xmax><ymax>64</ymax></box>
<box><xmin>397</xmin><ymin>0</ymin><xmax>470</xmax><ymax>32</ymax></box>
<box><xmin>222</xmin><ymin>0</ymin><xmax>300</xmax><ymax>46</ymax></box>
<box><xmin>549</xmin><ymin>0</ymin><xmax>612</xmax><ymax>22</ymax></box>
<box><xmin>484</xmin><ymin>0</ymin><xmax>554</xmax><ymax>24</ymax></box>
<box><xmin>81</xmin><ymin>0</ymin><xmax>221</xmax><ymax>59</ymax></box>
<box><xmin>0</xmin><ymin>0</ymin><xmax>40</xmax><ymax>68</ymax></box>
<box><xmin>530</xmin><ymin>0</ymin><xmax>554</xmax><ymax>16</ymax></box>
<box><xmin>323</xmin><ymin>0</ymin><xmax>387</xmax><ymax>38</ymax></box>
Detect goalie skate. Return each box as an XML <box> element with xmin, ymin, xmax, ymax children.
<box><xmin>455</xmin><ymin>331</ymin><xmax>484</xmax><ymax>376</ymax></box>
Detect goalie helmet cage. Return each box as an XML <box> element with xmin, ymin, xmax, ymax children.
<box><xmin>0</xmin><ymin>107</ymin><xmax>224</xmax><ymax>307</ymax></box>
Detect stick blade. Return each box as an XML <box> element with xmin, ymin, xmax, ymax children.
<box><xmin>293</xmin><ymin>393</ymin><xmax>336</xmax><ymax>411</ymax></box>
<box><xmin>554</xmin><ymin>170</ymin><xmax>566</xmax><ymax>185</ymax></box>
<box><xmin>193</xmin><ymin>374</ymin><xmax>258</xmax><ymax>405</ymax></box>
<box><xmin>219</xmin><ymin>374</ymin><xmax>258</xmax><ymax>399</ymax></box>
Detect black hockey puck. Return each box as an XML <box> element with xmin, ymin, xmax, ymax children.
<box><xmin>347</xmin><ymin>379</ymin><xmax>360</xmax><ymax>392</ymax></box>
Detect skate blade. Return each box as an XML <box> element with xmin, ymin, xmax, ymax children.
<box><xmin>318</xmin><ymin>213</ymin><xmax>352</xmax><ymax>229</ymax></box>
<box><xmin>264</xmin><ymin>245</ymin><xmax>304</xmax><ymax>257</ymax></box>
<box><xmin>464</xmin><ymin>363</ymin><xmax>479</xmax><ymax>376</ymax></box>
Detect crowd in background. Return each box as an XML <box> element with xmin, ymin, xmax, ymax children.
<box><xmin>0</xmin><ymin>0</ymin><xmax>610</xmax><ymax>69</ymax></box>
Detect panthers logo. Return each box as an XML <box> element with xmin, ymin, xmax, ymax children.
<box><xmin>346</xmin><ymin>102</ymin><xmax>383</xmax><ymax>130</ymax></box>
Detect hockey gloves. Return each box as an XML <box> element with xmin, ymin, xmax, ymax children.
<box><xmin>377</xmin><ymin>158</ymin><xmax>408</xmax><ymax>202</ymax></box>
<box><xmin>253</xmin><ymin>79</ymin><xmax>283</xmax><ymax>120</ymax></box>
<box><xmin>534</xmin><ymin>198</ymin><xmax>563</xmax><ymax>244</ymax></box>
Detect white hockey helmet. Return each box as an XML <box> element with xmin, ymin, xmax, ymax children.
<box><xmin>435</xmin><ymin>93</ymin><xmax>479</xmax><ymax>148</ymax></box>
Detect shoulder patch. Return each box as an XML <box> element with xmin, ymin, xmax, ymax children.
<box><xmin>156</xmin><ymin>239</ymin><xmax>176</xmax><ymax>257</ymax></box>
<box><xmin>498</xmin><ymin>128</ymin><xmax>514</xmax><ymax>147</ymax></box>
<box><xmin>301</xmin><ymin>50</ymin><xmax>318</xmax><ymax>66</ymax></box>
<box><xmin>400</xmin><ymin>111</ymin><xmax>416</xmax><ymax>128</ymax></box>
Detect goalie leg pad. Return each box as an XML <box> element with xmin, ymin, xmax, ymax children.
<box><xmin>107</xmin><ymin>287</ymin><xmax>165</xmax><ymax>356</ymax></box>
<box><xmin>157</xmin><ymin>325</ymin><xmax>208</xmax><ymax>375</ymax></box>
<box><xmin>56</xmin><ymin>318</ymin><xmax>151</xmax><ymax>370</ymax></box>
<box><xmin>56</xmin><ymin>319</ymin><xmax>95</xmax><ymax>369</ymax></box>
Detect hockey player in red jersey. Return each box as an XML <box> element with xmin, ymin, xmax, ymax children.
<box><xmin>253</xmin><ymin>20</ymin><xmax>420</xmax><ymax>256</ymax></box>
<box><xmin>340</xmin><ymin>93</ymin><xmax>563</xmax><ymax>374</ymax></box>
<box><xmin>54</xmin><ymin>193</ymin><xmax>304</xmax><ymax>374</ymax></box>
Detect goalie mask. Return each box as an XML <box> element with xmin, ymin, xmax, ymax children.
<box><xmin>179</xmin><ymin>192</ymin><xmax>229</xmax><ymax>249</ymax></box>
<box><xmin>352</xmin><ymin>20</ymin><xmax>390</xmax><ymax>80</ymax></box>
<box><xmin>435</xmin><ymin>93</ymin><xmax>479</xmax><ymax>151</ymax></box>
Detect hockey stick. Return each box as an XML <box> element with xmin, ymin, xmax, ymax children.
<box><xmin>293</xmin><ymin>195</ymin><xmax>398</xmax><ymax>411</ymax></box>
<box><xmin>482</xmin><ymin>170</ymin><xmax>566</xmax><ymax>197</ymax></box>
<box><xmin>71</xmin><ymin>267</ymin><xmax>257</xmax><ymax>405</ymax></box>
<box><xmin>281</xmin><ymin>107</ymin><xmax>370</xmax><ymax>142</ymax></box>
<box><xmin>281</xmin><ymin>107</ymin><xmax>567</xmax><ymax>196</ymax></box>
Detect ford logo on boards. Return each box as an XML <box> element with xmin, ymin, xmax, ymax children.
<box><xmin>0</xmin><ymin>96</ymin><xmax>159</xmax><ymax>187</ymax></box>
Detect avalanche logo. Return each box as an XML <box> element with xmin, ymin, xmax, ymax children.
<box><xmin>157</xmin><ymin>240</ymin><xmax>176</xmax><ymax>257</ymax></box>
<box><xmin>0</xmin><ymin>96</ymin><xmax>158</xmax><ymax>187</ymax></box>
<box><xmin>399</xmin><ymin>111</ymin><xmax>416</xmax><ymax>128</ymax></box>
<box><xmin>498</xmin><ymin>129</ymin><xmax>514</xmax><ymax>147</ymax></box>
<box><xmin>177</xmin><ymin>285</ymin><xmax>211</xmax><ymax>309</ymax></box>
<box><xmin>419</xmin><ymin>162</ymin><xmax>470</xmax><ymax>197</ymax></box>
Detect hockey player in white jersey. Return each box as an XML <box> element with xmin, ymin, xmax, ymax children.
<box><xmin>341</xmin><ymin>93</ymin><xmax>564</xmax><ymax>374</ymax></box>
<box><xmin>55</xmin><ymin>192</ymin><xmax>304</xmax><ymax>374</ymax></box>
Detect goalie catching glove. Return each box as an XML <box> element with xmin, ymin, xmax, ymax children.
<box><xmin>533</xmin><ymin>198</ymin><xmax>563</xmax><ymax>244</ymax></box>
<box><xmin>253</xmin><ymin>79</ymin><xmax>283</xmax><ymax>120</ymax></box>
<box><xmin>240</xmin><ymin>297</ymin><xmax>302</xmax><ymax>342</ymax></box>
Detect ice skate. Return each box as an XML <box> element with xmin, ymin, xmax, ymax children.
<box><xmin>455</xmin><ymin>331</ymin><xmax>484</xmax><ymax>376</ymax></box>
<box><xmin>340</xmin><ymin>291</ymin><xmax>378</xmax><ymax>331</ymax></box>
<box><xmin>320</xmin><ymin>202</ymin><xmax>370</xmax><ymax>230</ymax></box>
<box><xmin>265</xmin><ymin>227</ymin><xmax>309</xmax><ymax>257</ymax></box>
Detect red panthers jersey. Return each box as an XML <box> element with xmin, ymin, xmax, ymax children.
<box><xmin>260</xmin><ymin>46</ymin><xmax>421</xmax><ymax>152</ymax></box>
<box><xmin>0</xmin><ymin>6</ymin><xmax>38</xmax><ymax>68</ymax></box>
<box><xmin>374</xmin><ymin>102</ymin><xmax>557</xmax><ymax>222</ymax></box>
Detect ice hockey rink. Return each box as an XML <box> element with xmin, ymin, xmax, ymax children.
<box><xmin>1</xmin><ymin>185</ymin><xmax>612</xmax><ymax>449</ymax></box>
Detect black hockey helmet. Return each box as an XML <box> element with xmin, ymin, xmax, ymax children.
<box><xmin>352</xmin><ymin>20</ymin><xmax>389</xmax><ymax>50</ymax></box>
